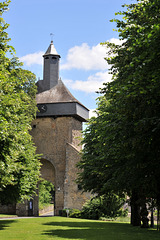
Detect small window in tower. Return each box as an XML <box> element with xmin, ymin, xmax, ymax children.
<box><xmin>52</xmin><ymin>57</ymin><xmax>57</xmax><ymax>60</ymax></box>
<box><xmin>45</xmin><ymin>57</ymin><xmax>49</xmax><ymax>59</ymax></box>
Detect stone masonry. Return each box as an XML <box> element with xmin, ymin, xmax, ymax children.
<box><xmin>31</xmin><ymin>116</ymin><xmax>90</xmax><ymax>215</ymax></box>
<box><xmin>0</xmin><ymin>41</ymin><xmax>91</xmax><ymax>216</ymax></box>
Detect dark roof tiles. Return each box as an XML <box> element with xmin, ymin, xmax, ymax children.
<box><xmin>36</xmin><ymin>79</ymin><xmax>88</xmax><ymax>110</ymax></box>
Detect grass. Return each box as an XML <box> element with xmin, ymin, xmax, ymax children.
<box><xmin>0</xmin><ymin>216</ymin><xmax>159</xmax><ymax>240</ymax></box>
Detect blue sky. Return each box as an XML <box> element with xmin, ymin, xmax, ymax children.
<box><xmin>4</xmin><ymin>0</ymin><xmax>133</xmax><ymax>117</ymax></box>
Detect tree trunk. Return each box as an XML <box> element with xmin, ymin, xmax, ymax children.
<box><xmin>140</xmin><ymin>203</ymin><xmax>149</xmax><ymax>228</ymax></box>
<box><xmin>157</xmin><ymin>208</ymin><xmax>160</xmax><ymax>231</ymax></box>
<box><xmin>130</xmin><ymin>190</ymin><xmax>141</xmax><ymax>226</ymax></box>
<box><xmin>157</xmin><ymin>192</ymin><xmax>160</xmax><ymax>231</ymax></box>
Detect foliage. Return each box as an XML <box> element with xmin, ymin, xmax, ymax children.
<box><xmin>39</xmin><ymin>179</ymin><xmax>54</xmax><ymax>209</ymax></box>
<box><xmin>81</xmin><ymin>194</ymin><xmax>127</xmax><ymax>220</ymax></box>
<box><xmin>77</xmin><ymin>0</ymin><xmax>160</xmax><ymax>226</ymax></box>
<box><xmin>69</xmin><ymin>209</ymin><xmax>82</xmax><ymax>218</ymax></box>
<box><xmin>0</xmin><ymin>0</ymin><xmax>41</xmax><ymax>204</ymax></box>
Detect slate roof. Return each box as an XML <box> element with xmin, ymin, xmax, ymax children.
<box><xmin>36</xmin><ymin>79</ymin><xmax>88</xmax><ymax>110</ymax></box>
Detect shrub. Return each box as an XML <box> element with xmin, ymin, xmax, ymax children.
<box><xmin>81</xmin><ymin>193</ymin><xmax>127</xmax><ymax>220</ymax></box>
<box><xmin>69</xmin><ymin>209</ymin><xmax>82</xmax><ymax>218</ymax></box>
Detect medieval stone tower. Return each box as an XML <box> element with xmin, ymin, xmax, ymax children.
<box><xmin>31</xmin><ymin>41</ymin><xmax>90</xmax><ymax>215</ymax></box>
<box><xmin>0</xmin><ymin>41</ymin><xmax>90</xmax><ymax>217</ymax></box>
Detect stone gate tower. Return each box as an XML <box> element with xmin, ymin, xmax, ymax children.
<box><xmin>31</xmin><ymin>41</ymin><xmax>90</xmax><ymax>215</ymax></box>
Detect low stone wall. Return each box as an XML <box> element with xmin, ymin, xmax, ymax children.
<box><xmin>0</xmin><ymin>204</ymin><xmax>16</xmax><ymax>214</ymax></box>
<box><xmin>39</xmin><ymin>204</ymin><xmax>54</xmax><ymax>215</ymax></box>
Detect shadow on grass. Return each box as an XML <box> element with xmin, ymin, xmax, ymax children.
<box><xmin>0</xmin><ymin>220</ymin><xmax>17</xmax><ymax>231</ymax></box>
<box><xmin>42</xmin><ymin>219</ymin><xmax>160</xmax><ymax>240</ymax></box>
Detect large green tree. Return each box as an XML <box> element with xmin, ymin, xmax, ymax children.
<box><xmin>77</xmin><ymin>0</ymin><xmax>160</xmax><ymax>227</ymax></box>
<box><xmin>0</xmin><ymin>0</ymin><xmax>40</xmax><ymax>204</ymax></box>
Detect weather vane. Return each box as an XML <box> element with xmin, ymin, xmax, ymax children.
<box><xmin>50</xmin><ymin>33</ymin><xmax>54</xmax><ymax>42</ymax></box>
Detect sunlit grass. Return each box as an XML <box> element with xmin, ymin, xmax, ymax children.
<box><xmin>0</xmin><ymin>216</ymin><xmax>159</xmax><ymax>240</ymax></box>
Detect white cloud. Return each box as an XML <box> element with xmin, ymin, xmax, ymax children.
<box><xmin>63</xmin><ymin>70</ymin><xmax>112</xmax><ymax>93</ymax></box>
<box><xmin>61</xmin><ymin>38</ymin><xmax>123</xmax><ymax>71</ymax></box>
<box><xmin>89</xmin><ymin>109</ymin><xmax>98</xmax><ymax>118</ymax></box>
<box><xmin>19</xmin><ymin>51</ymin><xmax>44</xmax><ymax>66</ymax></box>
<box><xmin>61</xmin><ymin>43</ymin><xmax>108</xmax><ymax>71</ymax></box>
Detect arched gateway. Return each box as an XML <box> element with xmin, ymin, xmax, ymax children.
<box><xmin>29</xmin><ymin>41</ymin><xmax>90</xmax><ymax>216</ymax></box>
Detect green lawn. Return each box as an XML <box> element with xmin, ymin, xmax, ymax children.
<box><xmin>0</xmin><ymin>216</ymin><xmax>159</xmax><ymax>240</ymax></box>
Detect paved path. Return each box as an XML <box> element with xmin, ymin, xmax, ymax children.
<box><xmin>0</xmin><ymin>216</ymin><xmax>36</xmax><ymax>220</ymax></box>
<box><xmin>0</xmin><ymin>211</ymin><xmax>54</xmax><ymax>220</ymax></box>
<box><xmin>40</xmin><ymin>211</ymin><xmax>54</xmax><ymax>217</ymax></box>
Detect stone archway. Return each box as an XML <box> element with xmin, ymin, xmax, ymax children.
<box><xmin>40</xmin><ymin>159</ymin><xmax>56</xmax><ymax>185</ymax></box>
<box><xmin>39</xmin><ymin>159</ymin><xmax>56</xmax><ymax>215</ymax></box>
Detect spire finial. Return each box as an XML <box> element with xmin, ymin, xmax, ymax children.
<box><xmin>50</xmin><ymin>33</ymin><xmax>54</xmax><ymax>43</ymax></box>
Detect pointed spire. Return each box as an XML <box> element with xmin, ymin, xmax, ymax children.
<box><xmin>42</xmin><ymin>41</ymin><xmax>60</xmax><ymax>91</ymax></box>
<box><xmin>43</xmin><ymin>41</ymin><xmax>60</xmax><ymax>56</ymax></box>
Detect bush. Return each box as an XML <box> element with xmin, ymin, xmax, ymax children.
<box><xmin>69</xmin><ymin>209</ymin><xmax>82</xmax><ymax>218</ymax></box>
<box><xmin>81</xmin><ymin>197</ymin><xmax>102</xmax><ymax>220</ymax></box>
<box><xmin>61</xmin><ymin>209</ymin><xmax>67</xmax><ymax>217</ymax></box>
<box><xmin>81</xmin><ymin>193</ymin><xmax>127</xmax><ymax>220</ymax></box>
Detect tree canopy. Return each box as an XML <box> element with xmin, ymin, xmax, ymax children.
<box><xmin>77</xmin><ymin>0</ymin><xmax>160</xmax><ymax>225</ymax></box>
<box><xmin>0</xmin><ymin>0</ymin><xmax>40</xmax><ymax>204</ymax></box>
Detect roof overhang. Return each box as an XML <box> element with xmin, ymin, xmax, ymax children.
<box><xmin>36</xmin><ymin>102</ymin><xmax>89</xmax><ymax>122</ymax></box>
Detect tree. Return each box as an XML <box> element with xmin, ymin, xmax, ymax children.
<box><xmin>39</xmin><ymin>179</ymin><xmax>54</xmax><ymax>210</ymax></box>
<box><xmin>77</xmin><ymin>0</ymin><xmax>160</xmax><ymax>227</ymax></box>
<box><xmin>0</xmin><ymin>0</ymin><xmax>41</xmax><ymax>204</ymax></box>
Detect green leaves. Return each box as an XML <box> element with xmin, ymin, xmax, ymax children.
<box><xmin>77</xmin><ymin>0</ymin><xmax>160</xmax><ymax>209</ymax></box>
<box><xmin>39</xmin><ymin>179</ymin><xmax>54</xmax><ymax>209</ymax></box>
<box><xmin>0</xmin><ymin>0</ymin><xmax>40</xmax><ymax>204</ymax></box>
<box><xmin>81</xmin><ymin>194</ymin><xmax>127</xmax><ymax>220</ymax></box>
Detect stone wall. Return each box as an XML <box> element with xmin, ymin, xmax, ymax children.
<box><xmin>31</xmin><ymin>116</ymin><xmax>90</xmax><ymax>215</ymax></box>
<box><xmin>0</xmin><ymin>204</ymin><xmax>16</xmax><ymax>215</ymax></box>
<box><xmin>64</xmin><ymin>143</ymin><xmax>91</xmax><ymax>210</ymax></box>
<box><xmin>16</xmin><ymin>192</ymin><xmax>39</xmax><ymax>217</ymax></box>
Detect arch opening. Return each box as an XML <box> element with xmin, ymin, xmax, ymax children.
<box><xmin>39</xmin><ymin>159</ymin><xmax>56</xmax><ymax>216</ymax></box>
